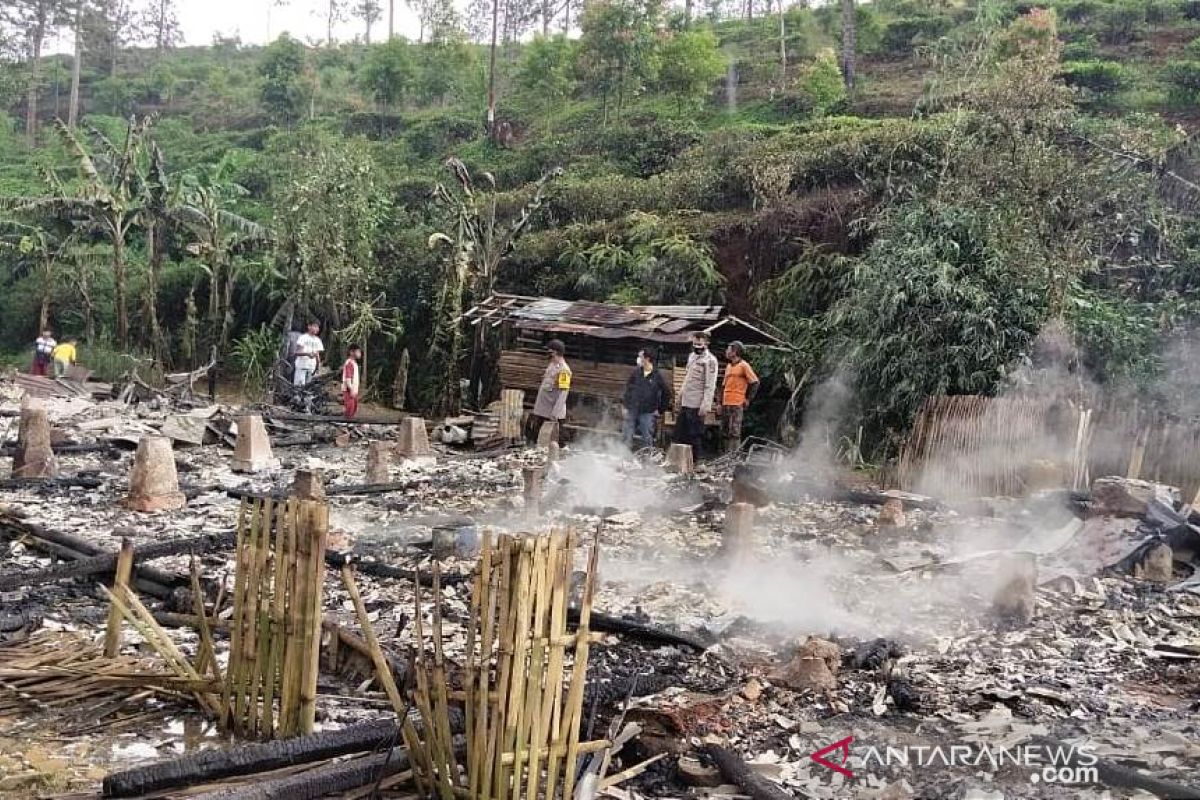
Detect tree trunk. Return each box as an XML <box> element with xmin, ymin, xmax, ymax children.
<box><xmin>328</xmin><ymin>0</ymin><xmax>335</xmax><ymax>44</ymax></box>
<box><xmin>79</xmin><ymin>262</ymin><xmax>95</xmax><ymax>344</ymax></box>
<box><xmin>778</xmin><ymin>0</ymin><xmax>786</xmax><ymax>76</ymax></box>
<box><xmin>68</xmin><ymin>0</ymin><xmax>83</xmax><ymax>128</ymax></box>
<box><xmin>542</xmin><ymin>0</ymin><xmax>550</xmax><ymax>35</ymax></box>
<box><xmin>388</xmin><ymin>0</ymin><xmax>394</xmax><ymax>38</ymax></box>
<box><xmin>486</xmin><ymin>0</ymin><xmax>500</xmax><ymax>133</ymax></box>
<box><xmin>25</xmin><ymin>1</ymin><xmax>49</xmax><ymax>147</ymax></box>
<box><xmin>157</xmin><ymin>0</ymin><xmax>167</xmax><ymax>50</ymax></box>
<box><xmin>144</xmin><ymin>223</ymin><xmax>167</xmax><ymax>364</ymax></box>
<box><xmin>38</xmin><ymin>263</ymin><xmax>52</xmax><ymax>332</ymax></box>
<box><xmin>108</xmin><ymin>0</ymin><xmax>119</xmax><ymax>76</ymax></box>
<box><xmin>746</xmin><ymin>0</ymin><xmax>752</xmax><ymax>22</ymax></box>
<box><xmin>392</xmin><ymin>347</ymin><xmax>408</xmax><ymax>409</ymax></box>
<box><xmin>840</xmin><ymin>0</ymin><xmax>855</xmax><ymax>90</ymax></box>
<box><xmin>219</xmin><ymin>265</ymin><xmax>237</xmax><ymax>352</ymax></box>
<box><xmin>684</xmin><ymin>0</ymin><xmax>692</xmax><ymax>25</ymax></box>
<box><xmin>112</xmin><ymin>226</ymin><xmax>128</xmax><ymax>347</ymax></box>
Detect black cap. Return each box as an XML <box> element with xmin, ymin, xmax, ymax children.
<box><xmin>547</xmin><ymin>339</ymin><xmax>566</xmax><ymax>355</ymax></box>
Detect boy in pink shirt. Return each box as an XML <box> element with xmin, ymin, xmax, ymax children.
<box><xmin>342</xmin><ymin>345</ymin><xmax>363</xmax><ymax>419</ymax></box>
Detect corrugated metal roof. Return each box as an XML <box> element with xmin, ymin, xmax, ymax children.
<box><xmin>511</xmin><ymin>297</ymin><xmax>572</xmax><ymax>321</ymax></box>
<box><xmin>461</xmin><ymin>294</ymin><xmax>789</xmax><ymax>348</ymax></box>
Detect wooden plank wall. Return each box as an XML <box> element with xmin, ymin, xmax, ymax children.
<box><xmin>897</xmin><ymin>394</ymin><xmax>1200</xmax><ymax>499</ymax></box>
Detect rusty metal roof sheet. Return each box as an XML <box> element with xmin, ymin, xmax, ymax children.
<box><xmin>462</xmin><ymin>294</ymin><xmax>790</xmax><ymax>348</ymax></box>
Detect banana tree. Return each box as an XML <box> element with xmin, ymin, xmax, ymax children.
<box><xmin>4</xmin><ymin>118</ymin><xmax>151</xmax><ymax>348</ymax></box>
<box><xmin>174</xmin><ymin>171</ymin><xmax>269</xmax><ymax>355</ymax></box>
<box><xmin>0</xmin><ymin>220</ymin><xmax>76</xmax><ymax>332</ymax></box>
<box><xmin>430</xmin><ymin>158</ymin><xmax>560</xmax><ymax>407</ymax></box>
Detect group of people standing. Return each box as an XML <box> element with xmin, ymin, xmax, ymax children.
<box><xmin>289</xmin><ymin>320</ymin><xmax>365</xmax><ymax>420</ymax></box>
<box><xmin>530</xmin><ymin>330</ymin><xmax>759</xmax><ymax>456</ymax></box>
<box><xmin>30</xmin><ymin>330</ymin><xmax>78</xmax><ymax>378</ymax></box>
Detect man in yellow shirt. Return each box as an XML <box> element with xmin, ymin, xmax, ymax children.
<box><xmin>51</xmin><ymin>339</ymin><xmax>77</xmax><ymax>378</ymax></box>
<box><xmin>721</xmin><ymin>341</ymin><xmax>759</xmax><ymax>453</ymax></box>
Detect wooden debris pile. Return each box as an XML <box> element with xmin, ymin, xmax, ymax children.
<box><xmin>0</xmin><ymin>630</ymin><xmax>203</xmax><ymax>735</ymax></box>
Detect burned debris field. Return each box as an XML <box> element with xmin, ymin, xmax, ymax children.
<box><xmin>0</xmin><ymin>379</ymin><xmax>1197</xmax><ymax>800</ymax></box>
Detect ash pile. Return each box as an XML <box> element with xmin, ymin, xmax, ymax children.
<box><xmin>0</xmin><ymin>381</ymin><xmax>1198</xmax><ymax>800</ymax></box>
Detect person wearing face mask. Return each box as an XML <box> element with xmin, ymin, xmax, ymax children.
<box><xmin>674</xmin><ymin>331</ymin><xmax>718</xmax><ymax>457</ymax></box>
<box><xmin>622</xmin><ymin>348</ymin><xmax>672</xmax><ymax>450</ymax></box>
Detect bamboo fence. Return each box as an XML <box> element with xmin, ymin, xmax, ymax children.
<box><xmin>897</xmin><ymin>394</ymin><xmax>1200</xmax><ymax>499</ymax></box>
<box><xmin>409</xmin><ymin>529</ymin><xmax>607</xmax><ymax>800</ymax></box>
<box><xmin>223</xmin><ymin>496</ymin><xmax>329</xmax><ymax>739</ymax></box>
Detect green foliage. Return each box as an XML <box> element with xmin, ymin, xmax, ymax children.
<box><xmin>578</xmin><ymin>0</ymin><xmax>664</xmax><ymax>122</ymax></box>
<box><xmin>1164</xmin><ymin>59</ymin><xmax>1200</xmax><ymax>103</ymax></box>
<box><xmin>360</xmin><ymin>39</ymin><xmax>416</xmax><ymax>109</ymax></box>
<box><xmin>415</xmin><ymin>37</ymin><xmax>478</xmax><ymax>106</ymax></box>
<box><xmin>1095</xmin><ymin>0</ymin><xmax>1146</xmax><ymax>44</ymax></box>
<box><xmin>880</xmin><ymin>14</ymin><xmax>954</xmax><ymax>55</ymax></box>
<box><xmin>231</xmin><ymin>324</ymin><xmax>279</xmax><ymax>397</ymax></box>
<box><xmin>1060</xmin><ymin>59</ymin><xmax>1130</xmax><ymax>93</ymax></box>
<box><xmin>558</xmin><ymin>211</ymin><xmax>724</xmax><ymax>304</ymax></box>
<box><xmin>259</xmin><ymin>34</ymin><xmax>310</xmax><ymax>124</ymax></box>
<box><xmin>831</xmin><ymin>202</ymin><xmax>1050</xmax><ymax>442</ymax></box>
<box><xmin>515</xmin><ymin>35</ymin><xmax>576</xmax><ymax>118</ymax></box>
<box><xmin>656</xmin><ymin>29</ymin><xmax>727</xmax><ymax>112</ymax></box>
<box><xmin>796</xmin><ymin>51</ymin><xmax>847</xmax><ymax>116</ymax></box>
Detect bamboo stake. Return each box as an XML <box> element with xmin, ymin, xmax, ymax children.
<box><xmin>471</xmin><ymin>530</ymin><xmax>497</xmax><ymax>800</ymax></box>
<box><xmin>278</xmin><ymin>499</ymin><xmax>301</xmax><ymax>736</ymax></box>
<box><xmin>482</xmin><ymin>536</ymin><xmax>515</xmax><ymax>800</ymax></box>
<box><xmin>103</xmin><ymin>538</ymin><xmax>135</xmax><ymax>658</ymax></box>
<box><xmin>430</xmin><ymin>564</ymin><xmax>462</xmax><ymax>788</ymax></box>
<box><xmin>522</xmin><ymin>535</ymin><xmax>556</xmax><ymax>800</ymax></box>
<box><xmin>414</xmin><ymin>571</ymin><xmax>454</xmax><ymax>800</ymax></box>
<box><xmin>559</xmin><ymin>535</ymin><xmax>599</xmax><ymax>800</ymax></box>
<box><xmin>220</xmin><ymin>500</ymin><xmax>247</xmax><ymax>733</ymax></box>
<box><xmin>298</xmin><ymin>500</ymin><xmax>328</xmax><ymax>735</ymax></box>
<box><xmin>190</xmin><ymin>558</ymin><xmax>221</xmax><ymax>684</ymax></box>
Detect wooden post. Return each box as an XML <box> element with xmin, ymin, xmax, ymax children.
<box><xmin>666</xmin><ymin>443</ymin><xmax>694</xmax><ymax>475</ymax></box>
<box><xmin>523</xmin><ymin>467</ymin><xmax>543</xmax><ymax>519</ymax></box>
<box><xmin>1127</xmin><ymin>426</ymin><xmax>1150</xmax><ymax>480</ymax></box>
<box><xmin>103</xmin><ymin>538</ymin><xmax>135</xmax><ymax>657</ymax></box>
<box><xmin>536</xmin><ymin>420</ymin><xmax>559</xmax><ymax>448</ymax></box>
<box><xmin>366</xmin><ymin>441</ymin><xmax>392</xmax><ymax>484</ymax></box>
<box><xmin>724</xmin><ymin>503</ymin><xmax>755</xmax><ymax>561</ymax></box>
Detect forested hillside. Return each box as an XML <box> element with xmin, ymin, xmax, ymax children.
<box><xmin>3</xmin><ymin>0</ymin><xmax>1200</xmax><ymax>456</ymax></box>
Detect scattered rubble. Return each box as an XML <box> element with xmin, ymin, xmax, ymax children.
<box><xmin>0</xmin><ymin>377</ymin><xmax>1198</xmax><ymax>798</ymax></box>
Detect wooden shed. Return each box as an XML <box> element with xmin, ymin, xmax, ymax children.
<box><xmin>461</xmin><ymin>293</ymin><xmax>789</xmax><ymax>435</ymax></box>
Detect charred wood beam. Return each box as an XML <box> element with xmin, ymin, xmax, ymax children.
<box><xmin>0</xmin><ymin>475</ymin><xmax>105</xmax><ymax>490</ymax></box>
<box><xmin>267</xmin><ymin>410</ymin><xmax>406</xmax><ymax>425</ymax></box>
<box><xmin>151</xmin><ymin>612</ymin><xmax>411</xmax><ymax>687</ymax></box>
<box><xmin>703</xmin><ymin>744</ymin><xmax>806</xmax><ymax>800</ymax></box>
<box><xmin>185</xmin><ymin>747</ymin><xmax>411</xmax><ymax>800</ymax></box>
<box><xmin>323</xmin><ymin>549</ymin><xmax>470</xmax><ymax>588</ymax></box>
<box><xmin>0</xmin><ymin>443</ymin><xmax>118</xmax><ymax>456</ymax></box>
<box><xmin>570</xmin><ymin>608</ymin><xmax>711</xmax><ymax>652</ymax></box>
<box><xmin>0</xmin><ymin>513</ymin><xmax>188</xmax><ymax>599</ymax></box>
<box><xmin>0</xmin><ymin>530</ymin><xmax>234</xmax><ymax>592</ymax></box>
<box><xmin>832</xmin><ymin>489</ymin><xmax>941</xmax><ymax>511</ymax></box>
<box><xmin>224</xmin><ymin>481</ymin><xmax>422</xmax><ymax>502</ymax></box>
<box><xmin>102</xmin><ymin>720</ymin><xmax>403</xmax><ymax>797</ymax></box>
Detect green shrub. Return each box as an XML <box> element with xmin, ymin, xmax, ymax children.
<box><xmin>403</xmin><ymin>113</ymin><xmax>481</xmax><ymax>159</ymax></box>
<box><xmin>1145</xmin><ymin>0</ymin><xmax>1182</xmax><ymax>25</ymax></box>
<box><xmin>1185</xmin><ymin>35</ymin><xmax>1200</xmax><ymax>57</ymax></box>
<box><xmin>1096</xmin><ymin>0</ymin><xmax>1146</xmax><ymax>44</ymax></box>
<box><xmin>880</xmin><ymin>15</ymin><xmax>954</xmax><ymax>56</ymax></box>
<box><xmin>1164</xmin><ymin>59</ymin><xmax>1200</xmax><ymax>102</ymax></box>
<box><xmin>1183</xmin><ymin>0</ymin><xmax>1200</xmax><ymax>19</ymax></box>
<box><xmin>1060</xmin><ymin>60</ymin><xmax>1130</xmax><ymax>93</ymax></box>
<box><xmin>796</xmin><ymin>51</ymin><xmax>848</xmax><ymax>116</ymax></box>
<box><xmin>1055</xmin><ymin>0</ymin><xmax>1100</xmax><ymax>23</ymax></box>
<box><xmin>1061</xmin><ymin>34</ymin><xmax>1098</xmax><ymax>60</ymax></box>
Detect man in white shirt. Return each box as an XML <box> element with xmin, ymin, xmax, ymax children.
<box><xmin>293</xmin><ymin>321</ymin><xmax>325</xmax><ymax>387</ymax></box>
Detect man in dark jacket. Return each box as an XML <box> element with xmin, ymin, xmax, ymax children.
<box><xmin>622</xmin><ymin>348</ymin><xmax>672</xmax><ymax>449</ymax></box>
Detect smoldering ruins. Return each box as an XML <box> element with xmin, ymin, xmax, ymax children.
<box><xmin>1</xmin><ymin>364</ymin><xmax>1199</xmax><ymax>800</ymax></box>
